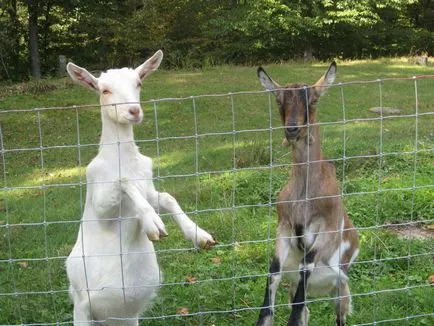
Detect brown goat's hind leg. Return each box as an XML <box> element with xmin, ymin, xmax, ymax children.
<box><xmin>287</xmin><ymin>250</ymin><xmax>316</xmax><ymax>326</ymax></box>
<box><xmin>332</xmin><ymin>282</ymin><xmax>351</xmax><ymax>326</ymax></box>
<box><xmin>256</xmin><ymin>256</ymin><xmax>281</xmax><ymax>326</ymax></box>
<box><xmin>257</xmin><ymin>237</ymin><xmax>291</xmax><ymax>326</ymax></box>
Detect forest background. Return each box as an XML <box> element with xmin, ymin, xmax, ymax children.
<box><xmin>1</xmin><ymin>0</ymin><xmax>433</xmax><ymax>82</ymax></box>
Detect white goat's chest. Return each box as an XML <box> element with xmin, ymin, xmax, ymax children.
<box><xmin>118</xmin><ymin>152</ymin><xmax>153</xmax><ymax>181</ymax></box>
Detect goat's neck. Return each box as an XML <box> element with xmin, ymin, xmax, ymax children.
<box><xmin>291</xmin><ymin>123</ymin><xmax>323</xmax><ymax>194</ymax></box>
<box><xmin>99</xmin><ymin>110</ymin><xmax>137</xmax><ymax>158</ymax></box>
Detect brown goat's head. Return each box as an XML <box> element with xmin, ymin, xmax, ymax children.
<box><xmin>257</xmin><ymin>62</ymin><xmax>336</xmax><ymax>142</ymax></box>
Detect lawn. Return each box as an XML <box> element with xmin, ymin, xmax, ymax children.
<box><xmin>0</xmin><ymin>58</ymin><xmax>433</xmax><ymax>325</ymax></box>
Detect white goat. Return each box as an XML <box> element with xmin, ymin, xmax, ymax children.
<box><xmin>65</xmin><ymin>50</ymin><xmax>215</xmax><ymax>325</ymax></box>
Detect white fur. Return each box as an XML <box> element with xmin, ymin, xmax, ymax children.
<box><xmin>65</xmin><ymin>50</ymin><xmax>214</xmax><ymax>325</ymax></box>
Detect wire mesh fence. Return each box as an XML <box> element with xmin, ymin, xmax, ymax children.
<box><xmin>0</xmin><ymin>75</ymin><xmax>433</xmax><ymax>325</ymax></box>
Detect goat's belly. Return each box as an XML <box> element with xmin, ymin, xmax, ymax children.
<box><xmin>66</xmin><ymin>232</ymin><xmax>160</xmax><ymax>306</ymax></box>
<box><xmin>283</xmin><ymin>259</ymin><xmax>348</xmax><ymax>296</ymax></box>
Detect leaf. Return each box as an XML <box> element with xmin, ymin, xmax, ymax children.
<box><xmin>210</xmin><ymin>257</ymin><xmax>221</xmax><ymax>265</ymax></box>
<box><xmin>184</xmin><ymin>275</ymin><xmax>197</xmax><ymax>285</ymax></box>
<box><xmin>176</xmin><ymin>307</ymin><xmax>189</xmax><ymax>315</ymax></box>
<box><xmin>424</xmin><ymin>223</ymin><xmax>434</xmax><ymax>231</ymax></box>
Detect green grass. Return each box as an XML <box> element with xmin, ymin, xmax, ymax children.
<box><xmin>0</xmin><ymin>58</ymin><xmax>433</xmax><ymax>325</ymax></box>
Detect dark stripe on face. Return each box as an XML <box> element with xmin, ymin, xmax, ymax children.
<box><xmin>302</xmin><ymin>87</ymin><xmax>310</xmax><ymax>126</ymax></box>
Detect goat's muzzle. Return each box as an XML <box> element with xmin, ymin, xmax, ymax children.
<box><xmin>127</xmin><ymin>106</ymin><xmax>143</xmax><ymax>123</ymax></box>
<box><xmin>285</xmin><ymin>126</ymin><xmax>300</xmax><ymax>140</ymax></box>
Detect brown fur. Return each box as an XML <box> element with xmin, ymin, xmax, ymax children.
<box><xmin>277</xmin><ymin>120</ymin><xmax>359</xmax><ymax>265</ymax></box>
<box><xmin>256</xmin><ymin>63</ymin><xmax>360</xmax><ymax>326</ymax></box>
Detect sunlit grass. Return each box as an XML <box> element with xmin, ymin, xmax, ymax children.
<box><xmin>0</xmin><ymin>59</ymin><xmax>433</xmax><ymax>325</ymax></box>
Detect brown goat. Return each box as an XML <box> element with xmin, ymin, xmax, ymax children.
<box><xmin>256</xmin><ymin>63</ymin><xmax>359</xmax><ymax>326</ymax></box>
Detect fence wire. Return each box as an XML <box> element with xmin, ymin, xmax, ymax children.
<box><xmin>0</xmin><ymin>75</ymin><xmax>433</xmax><ymax>325</ymax></box>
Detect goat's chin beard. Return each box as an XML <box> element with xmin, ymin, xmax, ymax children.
<box><xmin>282</xmin><ymin>136</ymin><xmax>299</xmax><ymax>147</ymax></box>
<box><xmin>128</xmin><ymin>117</ymin><xmax>143</xmax><ymax>124</ymax></box>
<box><xmin>282</xmin><ymin>134</ymin><xmax>314</xmax><ymax>147</ymax></box>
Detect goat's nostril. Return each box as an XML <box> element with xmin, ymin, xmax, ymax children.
<box><xmin>286</xmin><ymin>127</ymin><xmax>298</xmax><ymax>134</ymax></box>
<box><xmin>129</xmin><ymin>107</ymin><xmax>140</xmax><ymax>117</ymax></box>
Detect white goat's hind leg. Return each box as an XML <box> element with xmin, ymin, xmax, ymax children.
<box><xmin>150</xmin><ymin>191</ymin><xmax>214</xmax><ymax>248</ymax></box>
<box><xmin>105</xmin><ymin>318</ymin><xmax>139</xmax><ymax>326</ymax></box>
<box><xmin>73</xmin><ymin>299</ymin><xmax>93</xmax><ymax>325</ymax></box>
<box><xmin>121</xmin><ymin>180</ymin><xmax>167</xmax><ymax>240</ymax></box>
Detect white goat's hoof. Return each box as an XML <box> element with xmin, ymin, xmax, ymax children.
<box><xmin>190</xmin><ymin>227</ymin><xmax>215</xmax><ymax>249</ymax></box>
<box><xmin>152</xmin><ymin>213</ymin><xmax>168</xmax><ymax>237</ymax></box>
<box><xmin>159</xmin><ymin>227</ymin><xmax>168</xmax><ymax>238</ymax></box>
<box><xmin>141</xmin><ymin>213</ymin><xmax>167</xmax><ymax>241</ymax></box>
<box><xmin>147</xmin><ymin>231</ymin><xmax>160</xmax><ymax>241</ymax></box>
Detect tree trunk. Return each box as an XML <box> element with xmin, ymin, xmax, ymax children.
<box><xmin>303</xmin><ymin>43</ymin><xmax>313</xmax><ymax>62</ymax></box>
<box><xmin>28</xmin><ymin>0</ymin><xmax>41</xmax><ymax>78</ymax></box>
<box><xmin>6</xmin><ymin>0</ymin><xmax>25</xmax><ymax>80</ymax></box>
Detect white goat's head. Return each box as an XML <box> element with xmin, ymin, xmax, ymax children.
<box><xmin>66</xmin><ymin>50</ymin><xmax>163</xmax><ymax>125</ymax></box>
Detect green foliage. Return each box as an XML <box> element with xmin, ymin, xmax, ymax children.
<box><xmin>1</xmin><ymin>0</ymin><xmax>434</xmax><ymax>80</ymax></box>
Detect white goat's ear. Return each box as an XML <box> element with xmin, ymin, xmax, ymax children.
<box><xmin>257</xmin><ymin>67</ymin><xmax>280</xmax><ymax>92</ymax></box>
<box><xmin>313</xmin><ymin>61</ymin><xmax>337</xmax><ymax>97</ymax></box>
<box><xmin>66</xmin><ymin>62</ymin><xmax>98</xmax><ymax>91</ymax></box>
<box><xmin>135</xmin><ymin>50</ymin><xmax>163</xmax><ymax>81</ymax></box>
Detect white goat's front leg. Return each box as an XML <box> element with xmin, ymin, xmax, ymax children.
<box><xmin>121</xmin><ymin>179</ymin><xmax>167</xmax><ymax>241</ymax></box>
<box><xmin>149</xmin><ymin>191</ymin><xmax>214</xmax><ymax>248</ymax></box>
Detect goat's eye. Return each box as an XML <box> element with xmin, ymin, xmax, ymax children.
<box><xmin>102</xmin><ymin>90</ymin><xmax>111</xmax><ymax>95</ymax></box>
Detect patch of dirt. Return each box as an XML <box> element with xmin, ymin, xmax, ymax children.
<box><xmin>369</xmin><ymin>107</ymin><xmax>401</xmax><ymax>114</ymax></box>
<box><xmin>384</xmin><ymin>222</ymin><xmax>434</xmax><ymax>240</ymax></box>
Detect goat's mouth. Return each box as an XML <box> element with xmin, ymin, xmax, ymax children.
<box><xmin>125</xmin><ymin>115</ymin><xmax>143</xmax><ymax>124</ymax></box>
<box><xmin>284</xmin><ymin>128</ymin><xmax>300</xmax><ymax>139</ymax></box>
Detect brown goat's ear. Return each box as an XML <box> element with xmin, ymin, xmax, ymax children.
<box><xmin>313</xmin><ymin>61</ymin><xmax>337</xmax><ymax>97</ymax></box>
<box><xmin>66</xmin><ymin>63</ymin><xmax>99</xmax><ymax>91</ymax></box>
<box><xmin>257</xmin><ymin>67</ymin><xmax>281</xmax><ymax>93</ymax></box>
<box><xmin>135</xmin><ymin>50</ymin><xmax>163</xmax><ymax>81</ymax></box>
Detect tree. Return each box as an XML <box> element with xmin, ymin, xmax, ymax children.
<box><xmin>26</xmin><ymin>0</ymin><xmax>41</xmax><ymax>78</ymax></box>
<box><xmin>0</xmin><ymin>0</ymin><xmax>433</xmax><ymax>81</ymax></box>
